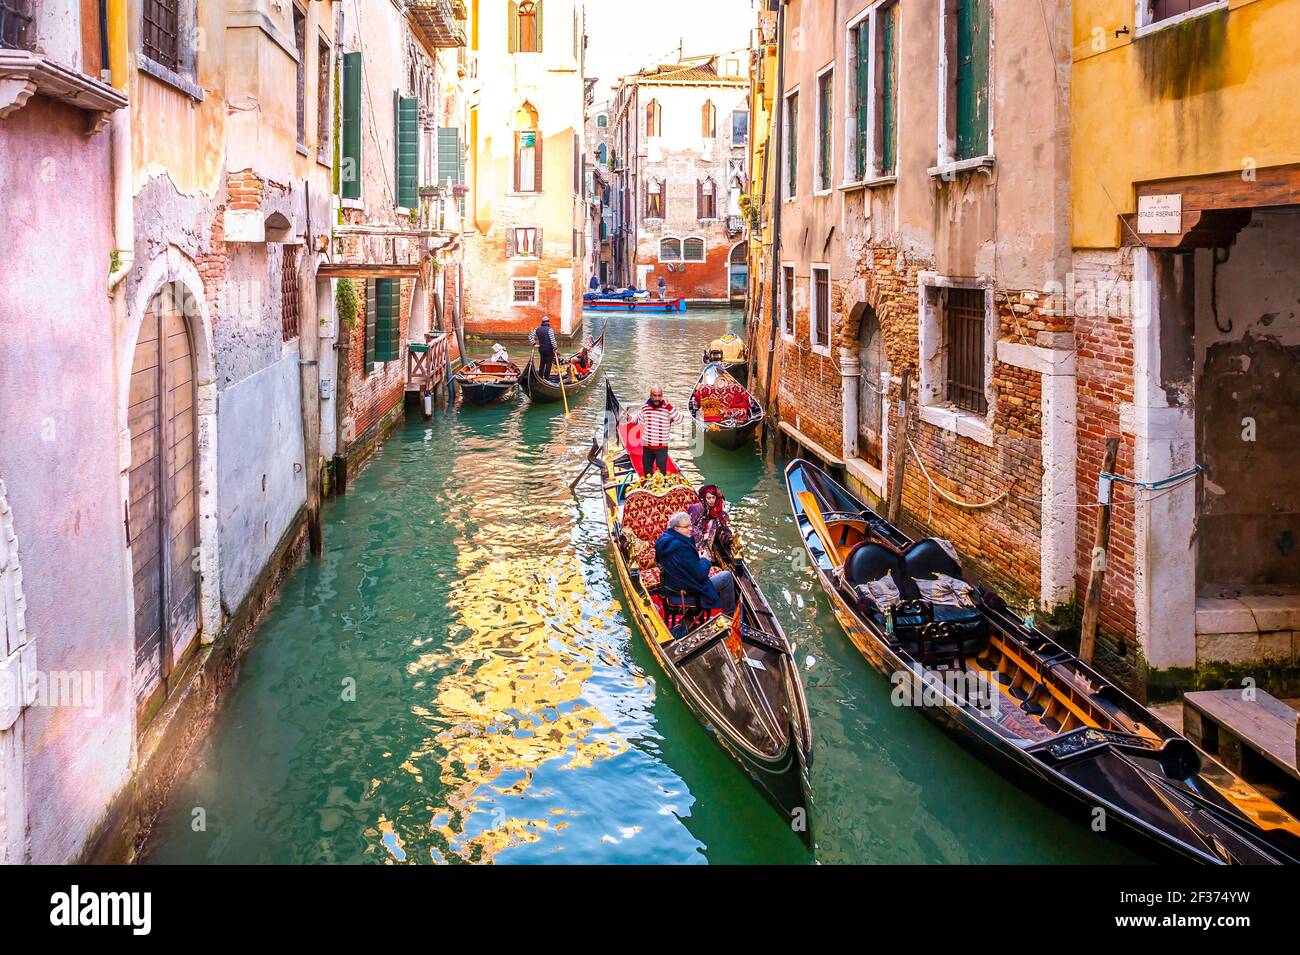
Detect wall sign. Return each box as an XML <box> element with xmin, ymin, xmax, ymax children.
<box><xmin>1137</xmin><ymin>194</ymin><xmax>1182</xmax><ymax>234</ymax></box>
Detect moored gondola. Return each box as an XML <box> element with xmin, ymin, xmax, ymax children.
<box><xmin>596</xmin><ymin>381</ymin><xmax>814</xmax><ymax>844</ymax></box>
<box><xmin>453</xmin><ymin>358</ymin><xmax>522</xmax><ymax>405</ymax></box>
<box><xmin>688</xmin><ymin>363</ymin><xmax>763</xmax><ymax>450</ymax></box>
<box><xmin>702</xmin><ymin>333</ymin><xmax>748</xmax><ymax>386</ymax></box>
<box><xmin>583</xmin><ymin>291</ymin><xmax>687</xmax><ymax>313</ymax></box>
<box><xmin>523</xmin><ymin>326</ymin><xmax>606</xmax><ymax>403</ymax></box>
<box><xmin>785</xmin><ymin>458</ymin><xmax>1300</xmax><ymax>864</ymax></box>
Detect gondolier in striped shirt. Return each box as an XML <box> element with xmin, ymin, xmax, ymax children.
<box><xmin>632</xmin><ymin>385</ymin><xmax>680</xmax><ymax>475</ymax></box>
<box><xmin>528</xmin><ymin>316</ymin><xmax>558</xmax><ymax>381</ymax></box>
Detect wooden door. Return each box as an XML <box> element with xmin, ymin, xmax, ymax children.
<box><xmin>128</xmin><ymin>286</ymin><xmax>199</xmax><ymax>715</ymax></box>
<box><xmin>857</xmin><ymin>308</ymin><xmax>884</xmax><ymax>469</ymax></box>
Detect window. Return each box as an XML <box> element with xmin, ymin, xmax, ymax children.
<box><xmin>511</xmin><ymin>1</ymin><xmax>541</xmax><ymax>54</ymax></box>
<box><xmin>573</xmin><ymin>132</ymin><xmax>581</xmax><ymax>193</ymax></box>
<box><xmin>847</xmin><ymin>4</ymin><xmax>898</xmax><ymax>182</ymax></box>
<box><xmin>317</xmin><ymin>40</ymin><xmax>331</xmax><ymax>161</ymax></box>
<box><xmin>340</xmin><ymin>51</ymin><xmax>362</xmax><ymax>200</ymax></box>
<box><xmin>781</xmin><ymin>265</ymin><xmax>795</xmax><ymax>336</ymax></box>
<box><xmin>941</xmin><ymin>0</ymin><xmax>990</xmax><ymax>164</ymax></box>
<box><xmin>810</xmin><ymin>267</ymin><xmax>831</xmax><ymax>351</ymax></box>
<box><xmin>0</xmin><ymin>0</ymin><xmax>34</xmax><ymax>51</ymax></box>
<box><xmin>513</xmin><ymin>103</ymin><xmax>542</xmax><ymax>192</ymax></box>
<box><xmin>646</xmin><ymin>178</ymin><xmax>664</xmax><ymax>219</ymax></box>
<box><xmin>849</xmin><ymin>16</ymin><xmax>869</xmax><ymax>181</ymax></box>
<box><xmin>659</xmin><ymin>238</ymin><xmax>681</xmax><ymax>262</ymax></box>
<box><xmin>293</xmin><ymin>6</ymin><xmax>307</xmax><ymax>148</ymax></box>
<box><xmin>877</xmin><ymin>3</ymin><xmax>898</xmax><ymax>174</ymax></box>
<box><xmin>943</xmin><ymin>287</ymin><xmax>987</xmax><ymax>414</ymax></box>
<box><xmin>597</xmin><ymin>142</ymin><xmax>607</xmax><ymax>165</ymax></box>
<box><xmin>697</xmin><ymin>178</ymin><xmax>717</xmax><ymax>219</ymax></box>
<box><xmin>142</xmin><ymin>0</ymin><xmax>181</xmax><ymax>71</ymax></box>
<box><xmin>683</xmin><ymin>237</ymin><xmax>705</xmax><ymax>263</ymax></box>
<box><xmin>281</xmin><ymin>247</ymin><xmax>300</xmax><ymax>341</ymax></box>
<box><xmin>731</xmin><ymin>109</ymin><xmax>749</xmax><ymax>146</ymax></box>
<box><xmin>365</xmin><ymin>278</ymin><xmax>401</xmax><ymax>368</ymax></box>
<box><xmin>645</xmin><ymin>98</ymin><xmax>662</xmax><ymax>137</ymax></box>
<box><xmin>783</xmin><ymin>91</ymin><xmax>798</xmax><ymax>199</ymax></box>
<box><xmin>596</xmin><ymin>113</ymin><xmax>608</xmax><ymax>128</ymax></box>
<box><xmin>815</xmin><ymin>67</ymin><xmax>833</xmax><ymax>192</ymax></box>
<box><xmin>510</xmin><ymin>227</ymin><xmax>539</xmax><ymax>257</ymax></box>
<box><xmin>1147</xmin><ymin>0</ymin><xmax>1222</xmax><ymax>26</ymax></box>
<box><xmin>396</xmin><ymin>95</ymin><xmax>419</xmax><ymax>209</ymax></box>
<box><xmin>701</xmin><ymin>100</ymin><xmax>716</xmax><ymax>138</ymax></box>
<box><xmin>511</xmin><ymin>278</ymin><xmax>539</xmax><ymax>305</ymax></box>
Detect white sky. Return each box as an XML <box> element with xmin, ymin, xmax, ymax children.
<box><xmin>584</xmin><ymin>0</ymin><xmax>756</xmax><ymax>101</ymax></box>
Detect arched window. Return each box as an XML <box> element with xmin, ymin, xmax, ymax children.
<box><xmin>683</xmin><ymin>237</ymin><xmax>705</xmax><ymax>263</ymax></box>
<box><xmin>596</xmin><ymin>113</ymin><xmax>608</xmax><ymax>128</ymax></box>
<box><xmin>597</xmin><ymin>142</ymin><xmax>607</xmax><ymax>165</ymax></box>
<box><xmin>513</xmin><ymin>102</ymin><xmax>541</xmax><ymax>193</ymax></box>
<box><xmin>645</xmin><ymin>98</ymin><xmax>661</xmax><ymax>137</ymax></box>
<box><xmin>696</xmin><ymin>177</ymin><xmax>717</xmax><ymax>219</ymax></box>
<box><xmin>645</xmin><ymin>177</ymin><xmax>664</xmax><ymax>218</ymax></box>
<box><xmin>701</xmin><ymin>100</ymin><xmax>716</xmax><ymax>138</ymax></box>
<box><xmin>510</xmin><ymin>1</ymin><xmax>542</xmax><ymax>54</ymax></box>
<box><xmin>659</xmin><ymin>238</ymin><xmax>682</xmax><ymax>262</ymax></box>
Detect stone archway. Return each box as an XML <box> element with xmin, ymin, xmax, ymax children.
<box><xmin>855</xmin><ymin>303</ymin><xmax>886</xmax><ymax>469</ymax></box>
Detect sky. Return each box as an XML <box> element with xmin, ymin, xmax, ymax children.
<box><xmin>584</xmin><ymin>0</ymin><xmax>756</xmax><ymax>100</ymax></box>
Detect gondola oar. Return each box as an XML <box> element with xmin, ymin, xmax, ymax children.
<box><xmin>557</xmin><ymin>353</ymin><xmax>570</xmax><ymax>416</ymax></box>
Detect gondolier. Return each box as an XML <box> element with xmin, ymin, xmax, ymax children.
<box><xmin>528</xmin><ymin>316</ymin><xmax>558</xmax><ymax>381</ymax></box>
<box><xmin>632</xmin><ymin>385</ymin><xmax>680</xmax><ymax>475</ymax></box>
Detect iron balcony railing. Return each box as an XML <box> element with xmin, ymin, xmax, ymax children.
<box><xmin>408</xmin><ymin>0</ymin><xmax>467</xmax><ymax>49</ymax></box>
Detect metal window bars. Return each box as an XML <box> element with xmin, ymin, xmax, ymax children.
<box><xmin>943</xmin><ymin>286</ymin><xmax>987</xmax><ymax>415</ymax></box>
<box><xmin>0</xmin><ymin>0</ymin><xmax>33</xmax><ymax>51</ymax></box>
<box><xmin>143</xmin><ymin>0</ymin><xmax>181</xmax><ymax>72</ymax></box>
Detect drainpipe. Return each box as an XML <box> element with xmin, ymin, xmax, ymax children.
<box><xmin>761</xmin><ymin>0</ymin><xmax>786</xmax><ymax>425</ymax></box>
<box><xmin>106</xmin><ymin>0</ymin><xmax>132</xmax><ymax>293</ymax></box>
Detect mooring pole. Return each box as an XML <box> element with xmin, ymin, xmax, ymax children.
<box><xmin>887</xmin><ymin>367</ymin><xmax>913</xmax><ymax>524</ymax></box>
<box><xmin>1079</xmin><ymin>436</ymin><xmax>1120</xmax><ymax>665</ymax></box>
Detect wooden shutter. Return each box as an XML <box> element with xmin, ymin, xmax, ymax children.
<box><xmin>437</xmin><ymin>126</ymin><xmax>460</xmax><ymax>185</ymax></box>
<box><xmin>879</xmin><ymin>5</ymin><xmax>897</xmax><ymax>174</ymax></box>
<box><xmin>506</xmin><ymin>228</ymin><xmax>516</xmax><ymax>258</ymax></box>
<box><xmin>508</xmin><ymin>1</ymin><xmax>518</xmax><ymax>52</ymax></box>
<box><xmin>513</xmin><ymin>131</ymin><xmax>521</xmax><ymax>192</ymax></box>
<box><xmin>373</xmin><ymin>278</ymin><xmax>400</xmax><ymax>362</ymax></box>
<box><xmin>341</xmin><ymin>52</ymin><xmax>362</xmax><ymax>199</ymax></box>
<box><xmin>955</xmin><ymin>0</ymin><xmax>989</xmax><ymax>160</ymax></box>
<box><xmin>534</xmin><ymin>131</ymin><xmax>543</xmax><ymax>192</ymax></box>
<box><xmin>535</xmin><ymin>0</ymin><xmax>543</xmax><ymax>53</ymax></box>
<box><xmin>854</xmin><ymin>23</ymin><xmax>870</xmax><ymax>180</ymax></box>
<box><xmin>696</xmin><ymin>179</ymin><xmax>703</xmax><ymax>218</ymax></box>
<box><xmin>396</xmin><ymin>95</ymin><xmax>419</xmax><ymax>209</ymax></box>
<box><xmin>364</xmin><ymin>279</ymin><xmax>377</xmax><ymax>371</ymax></box>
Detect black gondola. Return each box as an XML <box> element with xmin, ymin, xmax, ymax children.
<box><xmin>702</xmin><ymin>333</ymin><xmax>748</xmax><ymax>386</ymax></box>
<box><xmin>522</xmin><ymin>326</ymin><xmax>606</xmax><ymax>403</ymax></box>
<box><xmin>785</xmin><ymin>457</ymin><xmax>1300</xmax><ymax>864</ymax></box>
<box><xmin>595</xmin><ymin>382</ymin><xmax>814</xmax><ymax>844</ymax></box>
<box><xmin>688</xmin><ymin>362</ymin><xmax>764</xmax><ymax>450</ymax></box>
<box><xmin>453</xmin><ymin>359</ymin><xmax>522</xmax><ymax>405</ymax></box>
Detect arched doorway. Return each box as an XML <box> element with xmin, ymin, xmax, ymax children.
<box><xmin>728</xmin><ymin>242</ymin><xmax>748</xmax><ymax>303</ymax></box>
<box><xmin>128</xmin><ymin>281</ymin><xmax>200</xmax><ymax>716</ymax></box>
<box><xmin>857</xmin><ymin>305</ymin><xmax>885</xmax><ymax>469</ymax></box>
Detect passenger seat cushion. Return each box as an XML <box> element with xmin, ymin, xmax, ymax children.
<box><xmin>902</xmin><ymin>538</ymin><xmax>964</xmax><ymax>582</ymax></box>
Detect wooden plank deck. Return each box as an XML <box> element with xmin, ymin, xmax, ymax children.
<box><xmin>1183</xmin><ymin>690</ymin><xmax>1299</xmax><ymax>804</ymax></box>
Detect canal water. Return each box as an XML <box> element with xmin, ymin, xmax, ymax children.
<box><xmin>150</xmin><ymin>307</ymin><xmax>1139</xmax><ymax>864</ymax></box>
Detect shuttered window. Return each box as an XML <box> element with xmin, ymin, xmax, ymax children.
<box><xmin>645</xmin><ymin>98</ymin><xmax>661</xmax><ymax>137</ymax></box>
<box><xmin>851</xmin><ymin>21</ymin><xmax>869</xmax><ymax>181</ymax></box>
<box><xmin>281</xmin><ymin>248</ymin><xmax>300</xmax><ymax>341</ymax></box>
<box><xmin>341</xmin><ymin>52</ymin><xmax>362</xmax><ymax>199</ymax></box>
<box><xmin>816</xmin><ymin>69</ymin><xmax>832</xmax><ymax>192</ymax></box>
<box><xmin>943</xmin><ymin>287</ymin><xmax>987</xmax><ymax>414</ymax></box>
<box><xmin>514</xmin><ymin>129</ymin><xmax>542</xmax><ymax>192</ymax></box>
<box><xmin>509</xmin><ymin>1</ymin><xmax>542</xmax><ymax>52</ymax></box>
<box><xmin>395</xmin><ymin>94</ymin><xmax>419</xmax><ymax>210</ymax></box>
<box><xmin>784</xmin><ymin>91</ymin><xmax>798</xmax><ymax>198</ymax></box>
<box><xmin>646</xmin><ymin>178</ymin><xmax>664</xmax><ymax>218</ymax></box>
<box><xmin>366</xmin><ymin>279</ymin><xmax>401</xmax><ymax>366</ymax></box>
<box><xmin>701</xmin><ymin>100</ymin><xmax>716</xmax><ymax>138</ymax></box>
<box><xmin>782</xmin><ymin>266</ymin><xmax>795</xmax><ymax>335</ymax></box>
<box><xmin>697</xmin><ymin>178</ymin><xmax>716</xmax><ymax>219</ymax></box>
<box><xmin>955</xmin><ymin>0</ymin><xmax>989</xmax><ymax>161</ymax></box>
<box><xmin>878</xmin><ymin>3</ymin><xmax>898</xmax><ymax>174</ymax></box>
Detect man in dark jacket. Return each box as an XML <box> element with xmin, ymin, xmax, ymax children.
<box><xmin>527</xmin><ymin>315</ymin><xmax>558</xmax><ymax>380</ymax></box>
<box><xmin>654</xmin><ymin>511</ymin><xmax>736</xmax><ymax>614</ymax></box>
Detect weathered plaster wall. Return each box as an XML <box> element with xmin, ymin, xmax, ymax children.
<box><xmin>0</xmin><ymin>97</ymin><xmax>134</xmax><ymax>864</ymax></box>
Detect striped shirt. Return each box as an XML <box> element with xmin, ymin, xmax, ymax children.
<box><xmin>635</xmin><ymin>401</ymin><xmax>681</xmax><ymax>447</ymax></box>
<box><xmin>528</xmin><ymin>324</ymin><xmax>557</xmax><ymax>354</ymax></box>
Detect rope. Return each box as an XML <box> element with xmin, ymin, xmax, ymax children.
<box><xmin>906</xmin><ymin>437</ymin><xmax>1010</xmax><ymax>510</ymax></box>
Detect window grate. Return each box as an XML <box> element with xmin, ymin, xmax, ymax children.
<box><xmin>281</xmin><ymin>248</ymin><xmax>301</xmax><ymax>341</ymax></box>
<box><xmin>813</xmin><ymin>269</ymin><xmax>830</xmax><ymax>346</ymax></box>
<box><xmin>143</xmin><ymin>0</ymin><xmax>181</xmax><ymax>72</ymax></box>
<box><xmin>782</xmin><ymin>267</ymin><xmax>795</xmax><ymax>336</ymax></box>
<box><xmin>944</xmin><ymin>287</ymin><xmax>987</xmax><ymax>414</ymax></box>
<box><xmin>0</xmin><ymin>0</ymin><xmax>33</xmax><ymax>51</ymax></box>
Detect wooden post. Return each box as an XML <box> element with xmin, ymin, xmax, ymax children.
<box><xmin>887</xmin><ymin>367</ymin><xmax>913</xmax><ymax>524</ymax></box>
<box><xmin>298</xmin><ymin>251</ymin><xmax>323</xmax><ymax>557</ymax></box>
<box><xmin>1079</xmin><ymin>436</ymin><xmax>1120</xmax><ymax>665</ymax></box>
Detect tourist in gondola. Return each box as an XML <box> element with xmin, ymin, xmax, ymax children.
<box><xmin>632</xmin><ymin>384</ymin><xmax>679</xmax><ymax>475</ymax></box>
<box><xmin>570</xmin><ymin>345</ymin><xmax>591</xmax><ymax>379</ymax></box>
<box><xmin>527</xmin><ymin>315</ymin><xmax>558</xmax><ymax>381</ymax></box>
<box><xmin>654</xmin><ymin>511</ymin><xmax>737</xmax><ymax>615</ymax></box>
<box><xmin>688</xmin><ymin>483</ymin><xmax>733</xmax><ymax>555</ymax></box>
<box><xmin>490</xmin><ymin>342</ymin><xmax>510</xmax><ymax>364</ymax></box>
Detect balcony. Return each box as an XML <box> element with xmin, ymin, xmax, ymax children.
<box><xmin>408</xmin><ymin>0</ymin><xmax>467</xmax><ymax>50</ymax></box>
<box><xmin>726</xmin><ymin>215</ymin><xmax>744</xmax><ymax>237</ymax></box>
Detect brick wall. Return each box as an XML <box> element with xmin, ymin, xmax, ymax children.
<box><xmin>341</xmin><ymin>277</ymin><xmax>409</xmax><ymax>445</ymax></box>
<box><xmin>639</xmin><ymin>234</ymin><xmax>736</xmax><ymax>301</ymax></box>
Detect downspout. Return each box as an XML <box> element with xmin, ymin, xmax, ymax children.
<box><xmin>761</xmin><ymin>0</ymin><xmax>786</xmax><ymax>424</ymax></box>
<box><xmin>106</xmin><ymin>0</ymin><xmax>132</xmax><ymax>292</ymax></box>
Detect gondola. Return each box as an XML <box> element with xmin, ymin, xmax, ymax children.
<box><xmin>688</xmin><ymin>362</ymin><xmax>764</xmax><ymax>450</ymax></box>
<box><xmin>453</xmin><ymin>358</ymin><xmax>522</xmax><ymax>405</ymax></box>
<box><xmin>522</xmin><ymin>326</ymin><xmax>606</xmax><ymax>403</ymax></box>
<box><xmin>703</xmin><ymin>333</ymin><xmax>748</xmax><ymax>386</ymax></box>
<box><xmin>785</xmin><ymin>458</ymin><xmax>1300</xmax><ymax>864</ymax></box>
<box><xmin>593</xmin><ymin>381</ymin><xmax>814</xmax><ymax>844</ymax></box>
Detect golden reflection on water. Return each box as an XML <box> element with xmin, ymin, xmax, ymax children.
<box><xmin>395</xmin><ymin>528</ymin><xmax>630</xmax><ymax>863</ymax></box>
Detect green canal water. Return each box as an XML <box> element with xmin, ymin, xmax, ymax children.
<box><xmin>149</xmin><ymin>308</ymin><xmax>1140</xmax><ymax>864</ymax></box>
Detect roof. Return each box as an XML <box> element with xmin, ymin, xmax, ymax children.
<box><xmin>630</xmin><ymin>54</ymin><xmax>748</xmax><ymax>87</ymax></box>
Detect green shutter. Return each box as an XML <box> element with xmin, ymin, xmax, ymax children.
<box><xmin>879</xmin><ymin>6</ymin><xmax>897</xmax><ymax>174</ymax></box>
<box><xmin>818</xmin><ymin>75</ymin><xmax>831</xmax><ymax>190</ymax></box>
<box><xmin>396</xmin><ymin>96</ymin><xmax>419</xmax><ymax>209</ymax></box>
<box><xmin>786</xmin><ymin>94</ymin><xmax>797</xmax><ymax>197</ymax></box>
<box><xmin>956</xmin><ymin>0</ymin><xmax>989</xmax><ymax>161</ymax></box>
<box><xmin>437</xmin><ymin>127</ymin><xmax>460</xmax><ymax>185</ymax></box>
<box><xmin>854</xmin><ymin>24</ymin><xmax>870</xmax><ymax>181</ymax></box>
<box><xmin>341</xmin><ymin>52</ymin><xmax>362</xmax><ymax>199</ymax></box>
<box><xmin>364</xmin><ymin>279</ymin><xmax>377</xmax><ymax>371</ymax></box>
<box><xmin>374</xmin><ymin>278</ymin><xmax>400</xmax><ymax>362</ymax></box>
